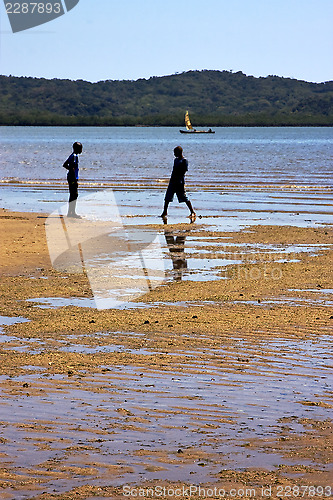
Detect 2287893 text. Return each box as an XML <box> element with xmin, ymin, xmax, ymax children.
<box><xmin>5</xmin><ymin>2</ymin><xmax>62</xmax><ymax>14</ymax></box>
<box><xmin>276</xmin><ymin>485</ymin><xmax>332</xmax><ymax>497</ymax></box>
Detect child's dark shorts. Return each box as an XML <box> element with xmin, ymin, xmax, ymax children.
<box><xmin>67</xmin><ymin>173</ymin><xmax>78</xmax><ymax>202</ymax></box>
<box><xmin>165</xmin><ymin>181</ymin><xmax>189</xmax><ymax>203</ymax></box>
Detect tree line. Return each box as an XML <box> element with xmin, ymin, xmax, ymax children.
<box><xmin>0</xmin><ymin>70</ymin><xmax>332</xmax><ymax>126</ymax></box>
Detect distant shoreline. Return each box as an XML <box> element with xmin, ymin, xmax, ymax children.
<box><xmin>1</xmin><ymin>70</ymin><xmax>332</xmax><ymax>127</ymax></box>
<box><xmin>1</xmin><ymin>122</ymin><xmax>333</xmax><ymax>127</ymax></box>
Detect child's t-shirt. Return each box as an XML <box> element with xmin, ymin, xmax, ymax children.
<box><xmin>170</xmin><ymin>157</ymin><xmax>188</xmax><ymax>183</ymax></box>
<box><xmin>64</xmin><ymin>153</ymin><xmax>79</xmax><ymax>180</ymax></box>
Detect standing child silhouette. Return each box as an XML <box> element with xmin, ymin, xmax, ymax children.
<box><xmin>63</xmin><ymin>141</ymin><xmax>83</xmax><ymax>218</ymax></box>
<box><xmin>161</xmin><ymin>146</ymin><xmax>196</xmax><ymax>220</ymax></box>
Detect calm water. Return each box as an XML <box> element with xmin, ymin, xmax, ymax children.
<box><xmin>1</xmin><ymin>126</ymin><xmax>332</xmax><ymax>187</ymax></box>
<box><xmin>0</xmin><ymin>126</ymin><xmax>332</xmax><ymax>228</ymax></box>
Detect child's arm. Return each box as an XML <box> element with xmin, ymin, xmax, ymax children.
<box><xmin>181</xmin><ymin>158</ymin><xmax>188</xmax><ymax>176</ymax></box>
<box><xmin>63</xmin><ymin>154</ymin><xmax>74</xmax><ymax>171</ymax></box>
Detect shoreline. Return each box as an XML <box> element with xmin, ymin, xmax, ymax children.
<box><xmin>1</xmin><ymin>183</ymin><xmax>332</xmax><ymax>236</ymax></box>
<box><xmin>1</xmin><ymin>178</ymin><xmax>332</xmax><ymax>189</ymax></box>
<box><xmin>0</xmin><ymin>208</ymin><xmax>332</xmax><ymax>499</ymax></box>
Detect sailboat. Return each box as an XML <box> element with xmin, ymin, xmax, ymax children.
<box><xmin>179</xmin><ymin>111</ymin><xmax>215</xmax><ymax>134</ymax></box>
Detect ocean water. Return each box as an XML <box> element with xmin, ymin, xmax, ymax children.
<box><xmin>1</xmin><ymin>125</ymin><xmax>333</xmax><ymax>186</ymax></box>
<box><xmin>0</xmin><ymin>126</ymin><xmax>332</xmax><ymax>229</ymax></box>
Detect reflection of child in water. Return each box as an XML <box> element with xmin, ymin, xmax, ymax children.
<box><xmin>161</xmin><ymin>146</ymin><xmax>196</xmax><ymax>220</ymax></box>
<box><xmin>164</xmin><ymin>227</ymin><xmax>188</xmax><ymax>282</ymax></box>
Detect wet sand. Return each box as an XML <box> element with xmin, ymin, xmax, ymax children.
<box><xmin>0</xmin><ymin>208</ymin><xmax>332</xmax><ymax>499</ymax></box>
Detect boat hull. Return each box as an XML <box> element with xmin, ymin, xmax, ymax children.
<box><xmin>179</xmin><ymin>130</ymin><xmax>215</xmax><ymax>134</ymax></box>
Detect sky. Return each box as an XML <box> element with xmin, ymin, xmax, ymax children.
<box><xmin>0</xmin><ymin>0</ymin><xmax>332</xmax><ymax>83</ymax></box>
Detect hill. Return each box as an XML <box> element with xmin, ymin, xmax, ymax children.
<box><xmin>0</xmin><ymin>70</ymin><xmax>332</xmax><ymax>126</ymax></box>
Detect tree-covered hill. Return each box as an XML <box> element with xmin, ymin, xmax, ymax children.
<box><xmin>0</xmin><ymin>70</ymin><xmax>332</xmax><ymax>126</ymax></box>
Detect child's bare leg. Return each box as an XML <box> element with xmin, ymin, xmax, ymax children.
<box><xmin>67</xmin><ymin>199</ymin><xmax>81</xmax><ymax>218</ymax></box>
<box><xmin>161</xmin><ymin>201</ymin><xmax>169</xmax><ymax>217</ymax></box>
<box><xmin>186</xmin><ymin>200</ymin><xmax>196</xmax><ymax>216</ymax></box>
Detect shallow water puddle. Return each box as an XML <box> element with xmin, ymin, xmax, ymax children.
<box><xmin>290</xmin><ymin>288</ymin><xmax>333</xmax><ymax>294</ymax></box>
<box><xmin>24</xmin><ymin>231</ymin><xmax>332</xmax><ymax>311</ymax></box>
<box><xmin>26</xmin><ymin>297</ymin><xmax>96</xmax><ymax>309</ymax></box>
<box><xmin>0</xmin><ymin>335</ymin><xmax>331</xmax><ymax>495</ymax></box>
<box><xmin>234</xmin><ymin>296</ymin><xmax>333</xmax><ymax>307</ymax></box>
<box><xmin>161</xmin><ymin>231</ymin><xmax>332</xmax><ymax>283</ymax></box>
<box><xmin>0</xmin><ymin>316</ymin><xmax>34</xmax><ymax>351</ymax></box>
<box><xmin>25</xmin><ymin>293</ymin><xmax>333</xmax><ymax>311</ymax></box>
<box><xmin>0</xmin><ymin>315</ymin><xmax>29</xmax><ymax>327</ymax></box>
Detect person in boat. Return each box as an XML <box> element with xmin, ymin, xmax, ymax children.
<box><xmin>160</xmin><ymin>146</ymin><xmax>196</xmax><ymax>220</ymax></box>
<box><xmin>63</xmin><ymin>141</ymin><xmax>83</xmax><ymax>218</ymax></box>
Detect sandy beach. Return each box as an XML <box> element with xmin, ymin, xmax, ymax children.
<box><xmin>0</xmin><ymin>208</ymin><xmax>332</xmax><ymax>500</ymax></box>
